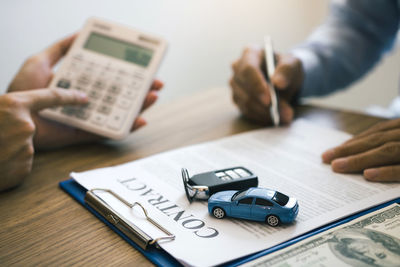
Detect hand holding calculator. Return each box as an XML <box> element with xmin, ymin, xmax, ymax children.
<box><xmin>40</xmin><ymin>18</ymin><xmax>167</xmax><ymax>140</ymax></box>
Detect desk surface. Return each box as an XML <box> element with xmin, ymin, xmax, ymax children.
<box><xmin>0</xmin><ymin>88</ymin><xmax>383</xmax><ymax>266</ymax></box>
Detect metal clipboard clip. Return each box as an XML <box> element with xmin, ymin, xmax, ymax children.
<box><xmin>84</xmin><ymin>188</ymin><xmax>175</xmax><ymax>250</ymax></box>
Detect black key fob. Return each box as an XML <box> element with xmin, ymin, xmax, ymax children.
<box><xmin>182</xmin><ymin>167</ymin><xmax>258</xmax><ymax>203</ymax></box>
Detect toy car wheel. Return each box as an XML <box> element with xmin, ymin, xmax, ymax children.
<box><xmin>266</xmin><ymin>215</ymin><xmax>280</xmax><ymax>227</ymax></box>
<box><xmin>212</xmin><ymin>207</ymin><xmax>225</xmax><ymax>219</ymax></box>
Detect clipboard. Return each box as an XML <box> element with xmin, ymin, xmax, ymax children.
<box><xmin>59</xmin><ymin>179</ymin><xmax>180</xmax><ymax>267</ymax></box>
<box><xmin>60</xmin><ymin>179</ymin><xmax>400</xmax><ymax>267</ymax></box>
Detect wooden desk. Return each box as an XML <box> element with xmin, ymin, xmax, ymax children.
<box><xmin>0</xmin><ymin>88</ymin><xmax>383</xmax><ymax>266</ymax></box>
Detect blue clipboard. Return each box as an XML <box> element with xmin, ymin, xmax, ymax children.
<box><xmin>60</xmin><ymin>179</ymin><xmax>400</xmax><ymax>267</ymax></box>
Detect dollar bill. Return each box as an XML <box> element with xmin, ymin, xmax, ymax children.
<box><xmin>242</xmin><ymin>203</ymin><xmax>400</xmax><ymax>267</ymax></box>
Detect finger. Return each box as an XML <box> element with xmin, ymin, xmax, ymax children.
<box><xmin>234</xmin><ymin>90</ymin><xmax>270</xmax><ymax>125</ymax></box>
<box><xmin>235</xmin><ymin>46</ymin><xmax>263</xmax><ymax>78</ymax></box>
<box><xmin>271</xmin><ymin>55</ymin><xmax>300</xmax><ymax>88</ymax></box>
<box><xmin>272</xmin><ymin>62</ymin><xmax>293</xmax><ymax>90</ymax></box>
<box><xmin>364</xmin><ymin>165</ymin><xmax>400</xmax><ymax>182</ymax></box>
<box><xmin>39</xmin><ymin>34</ymin><xmax>77</xmax><ymax>67</ymax></box>
<box><xmin>241</xmin><ymin>103</ymin><xmax>271</xmax><ymax>125</ymax></box>
<box><xmin>150</xmin><ymin>79</ymin><xmax>164</xmax><ymax>91</ymax></box>
<box><xmin>355</xmin><ymin>118</ymin><xmax>400</xmax><ymax>139</ymax></box>
<box><xmin>232</xmin><ymin>75</ymin><xmax>293</xmax><ymax>126</ymax></box>
<box><xmin>141</xmin><ymin>91</ymin><xmax>158</xmax><ymax>111</ymax></box>
<box><xmin>235</xmin><ymin>47</ymin><xmax>270</xmax><ymax>103</ymax></box>
<box><xmin>278</xmin><ymin>100</ymin><xmax>294</xmax><ymax>125</ymax></box>
<box><xmin>322</xmin><ymin>129</ymin><xmax>400</xmax><ymax>163</ymax></box>
<box><xmin>130</xmin><ymin>117</ymin><xmax>147</xmax><ymax>131</ymax></box>
<box><xmin>272</xmin><ymin>64</ymin><xmax>290</xmax><ymax>90</ymax></box>
<box><xmin>22</xmin><ymin>88</ymin><xmax>88</xmax><ymax>111</ymax></box>
<box><xmin>230</xmin><ymin>78</ymin><xmax>250</xmax><ymax>106</ymax></box>
<box><xmin>331</xmin><ymin>141</ymin><xmax>400</xmax><ymax>173</ymax></box>
<box><xmin>231</xmin><ymin>79</ymin><xmax>270</xmax><ymax>120</ymax></box>
<box><xmin>239</xmin><ymin>64</ymin><xmax>270</xmax><ymax>102</ymax></box>
<box><xmin>231</xmin><ymin>60</ymin><xmax>239</xmax><ymax>72</ymax></box>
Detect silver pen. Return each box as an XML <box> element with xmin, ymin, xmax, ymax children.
<box><xmin>264</xmin><ymin>36</ymin><xmax>280</xmax><ymax>126</ymax></box>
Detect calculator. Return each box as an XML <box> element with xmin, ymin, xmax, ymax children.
<box><xmin>182</xmin><ymin>167</ymin><xmax>259</xmax><ymax>203</ymax></box>
<box><xmin>40</xmin><ymin>18</ymin><xmax>167</xmax><ymax>139</ymax></box>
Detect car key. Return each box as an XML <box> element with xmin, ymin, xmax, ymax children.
<box><xmin>182</xmin><ymin>167</ymin><xmax>258</xmax><ymax>203</ymax></box>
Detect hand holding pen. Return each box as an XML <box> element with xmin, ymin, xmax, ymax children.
<box><xmin>230</xmin><ymin>42</ymin><xmax>304</xmax><ymax>126</ymax></box>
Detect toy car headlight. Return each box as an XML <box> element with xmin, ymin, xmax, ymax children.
<box><xmin>182</xmin><ymin>168</ymin><xmax>209</xmax><ymax>203</ymax></box>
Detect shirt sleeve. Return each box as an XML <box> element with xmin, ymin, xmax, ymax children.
<box><xmin>291</xmin><ymin>0</ymin><xmax>399</xmax><ymax>98</ymax></box>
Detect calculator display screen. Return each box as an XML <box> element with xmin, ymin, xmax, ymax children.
<box><xmin>84</xmin><ymin>32</ymin><xmax>153</xmax><ymax>67</ymax></box>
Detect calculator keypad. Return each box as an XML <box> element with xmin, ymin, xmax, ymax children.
<box><xmin>54</xmin><ymin>53</ymin><xmax>146</xmax><ymax>130</ymax></box>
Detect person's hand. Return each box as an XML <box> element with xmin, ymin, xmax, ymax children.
<box><xmin>7</xmin><ymin>34</ymin><xmax>164</xmax><ymax>150</ymax></box>
<box><xmin>230</xmin><ymin>46</ymin><xmax>304</xmax><ymax>125</ymax></box>
<box><xmin>0</xmin><ymin>88</ymin><xmax>88</xmax><ymax>190</ymax></box>
<box><xmin>322</xmin><ymin>119</ymin><xmax>400</xmax><ymax>182</ymax></box>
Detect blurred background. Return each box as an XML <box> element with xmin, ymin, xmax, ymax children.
<box><xmin>1</xmin><ymin>0</ymin><xmax>399</xmax><ymax>114</ymax></box>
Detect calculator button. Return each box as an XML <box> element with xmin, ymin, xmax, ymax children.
<box><xmin>83</xmin><ymin>101</ymin><xmax>96</xmax><ymax>110</ymax></box>
<box><xmin>98</xmin><ymin>70</ymin><xmax>112</xmax><ymax>79</ymax></box>
<box><xmin>93</xmin><ymin>80</ymin><xmax>106</xmax><ymax>90</ymax></box>
<box><xmin>108</xmin><ymin>85</ymin><xmax>122</xmax><ymax>94</ymax></box>
<box><xmin>133</xmin><ymin>72</ymin><xmax>144</xmax><ymax>80</ymax></box>
<box><xmin>107</xmin><ymin>108</ymin><xmax>127</xmax><ymax>130</ymax></box>
<box><xmin>72</xmin><ymin>54</ymin><xmax>84</xmax><ymax>61</ymax></box>
<box><xmin>97</xmin><ymin>104</ymin><xmax>112</xmax><ymax>115</ymax></box>
<box><xmin>131</xmin><ymin>80</ymin><xmax>142</xmax><ymax>89</ymax></box>
<box><xmin>74</xmin><ymin>85</ymin><xmax>87</xmax><ymax>92</ymax></box>
<box><xmin>77</xmin><ymin>75</ymin><xmax>91</xmax><ymax>86</ymax></box>
<box><xmin>114</xmin><ymin>76</ymin><xmax>126</xmax><ymax>84</ymax></box>
<box><xmin>234</xmin><ymin>168</ymin><xmax>250</xmax><ymax>177</ymax></box>
<box><xmin>118</xmin><ymin>69</ymin><xmax>129</xmax><ymax>76</ymax></box>
<box><xmin>116</xmin><ymin>98</ymin><xmax>132</xmax><ymax>110</ymax></box>
<box><xmin>226</xmin><ymin>170</ymin><xmax>240</xmax><ymax>179</ymax></box>
<box><xmin>134</xmin><ymin>68</ymin><xmax>145</xmax><ymax>75</ymax></box>
<box><xmin>61</xmin><ymin>106</ymin><xmax>79</xmax><ymax>116</ymax></box>
<box><xmin>75</xmin><ymin>108</ymin><xmax>91</xmax><ymax>120</ymax></box>
<box><xmin>88</xmin><ymin>90</ymin><xmax>103</xmax><ymax>100</ymax></box>
<box><xmin>215</xmin><ymin>172</ymin><xmax>225</xmax><ymax>177</ymax></box>
<box><xmin>122</xmin><ymin>87</ymin><xmax>138</xmax><ymax>99</ymax></box>
<box><xmin>91</xmin><ymin>113</ymin><xmax>107</xmax><ymax>126</ymax></box>
<box><xmin>63</xmin><ymin>71</ymin><xmax>76</xmax><ymax>80</ymax></box>
<box><xmin>57</xmin><ymin>79</ymin><xmax>71</xmax><ymax>89</ymax></box>
<box><xmin>69</xmin><ymin>61</ymin><xmax>81</xmax><ymax>69</ymax></box>
<box><xmin>103</xmin><ymin>66</ymin><xmax>115</xmax><ymax>75</ymax></box>
<box><xmin>103</xmin><ymin>94</ymin><xmax>117</xmax><ymax>105</ymax></box>
<box><xmin>87</xmin><ymin>61</ymin><xmax>98</xmax><ymax>68</ymax></box>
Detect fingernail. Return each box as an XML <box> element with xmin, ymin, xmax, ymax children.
<box><xmin>77</xmin><ymin>91</ymin><xmax>88</xmax><ymax>100</ymax></box>
<box><xmin>332</xmin><ymin>158</ymin><xmax>348</xmax><ymax>172</ymax></box>
<box><xmin>150</xmin><ymin>91</ymin><xmax>158</xmax><ymax>100</ymax></box>
<box><xmin>322</xmin><ymin>149</ymin><xmax>335</xmax><ymax>163</ymax></box>
<box><xmin>364</xmin><ymin>169</ymin><xmax>379</xmax><ymax>180</ymax></box>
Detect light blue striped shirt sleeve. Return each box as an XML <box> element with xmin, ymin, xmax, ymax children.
<box><xmin>291</xmin><ymin>0</ymin><xmax>399</xmax><ymax>98</ymax></box>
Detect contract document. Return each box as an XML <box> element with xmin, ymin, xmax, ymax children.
<box><xmin>71</xmin><ymin>119</ymin><xmax>400</xmax><ymax>266</ymax></box>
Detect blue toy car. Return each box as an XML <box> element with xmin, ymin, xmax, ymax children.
<box><xmin>208</xmin><ymin>187</ymin><xmax>299</xmax><ymax>227</ymax></box>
